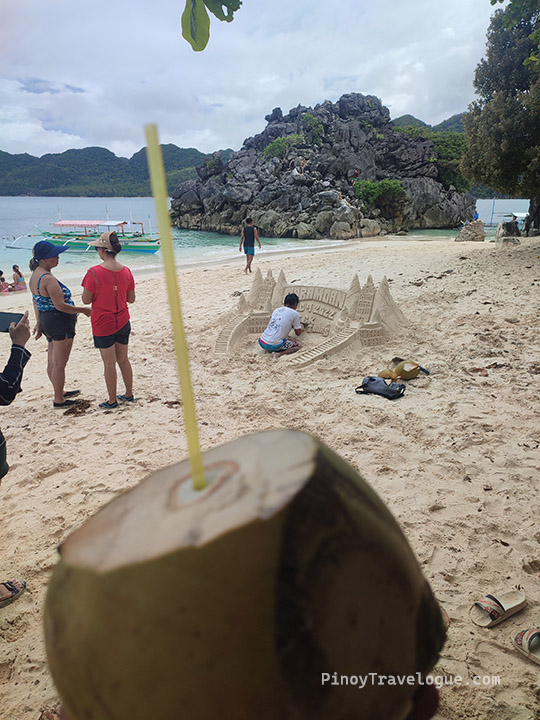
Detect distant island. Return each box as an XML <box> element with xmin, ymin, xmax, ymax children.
<box><xmin>0</xmin><ymin>111</ymin><xmax>497</xmax><ymax>198</ymax></box>
<box><xmin>0</xmin><ymin>145</ymin><xmax>233</xmax><ymax>197</ymax></box>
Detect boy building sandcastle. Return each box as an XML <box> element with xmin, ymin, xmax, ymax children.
<box><xmin>258</xmin><ymin>293</ymin><xmax>304</xmax><ymax>357</ymax></box>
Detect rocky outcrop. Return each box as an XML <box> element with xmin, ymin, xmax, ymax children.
<box><xmin>495</xmin><ymin>220</ymin><xmax>521</xmax><ymax>247</ymax></box>
<box><xmin>454</xmin><ymin>219</ymin><xmax>486</xmax><ymax>242</ymax></box>
<box><xmin>170</xmin><ymin>93</ymin><xmax>475</xmax><ymax>239</ymax></box>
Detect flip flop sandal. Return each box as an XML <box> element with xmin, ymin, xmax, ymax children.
<box><xmin>117</xmin><ymin>395</ymin><xmax>134</xmax><ymax>402</ymax></box>
<box><xmin>469</xmin><ymin>590</ymin><xmax>527</xmax><ymax>627</ymax></box>
<box><xmin>54</xmin><ymin>399</ymin><xmax>81</xmax><ymax>408</ymax></box>
<box><xmin>513</xmin><ymin>629</ymin><xmax>540</xmax><ymax>665</ymax></box>
<box><xmin>0</xmin><ymin>578</ymin><xmax>27</xmax><ymax>608</ymax></box>
<box><xmin>99</xmin><ymin>401</ymin><xmax>119</xmax><ymax>409</ymax></box>
<box><xmin>63</xmin><ymin>390</ymin><xmax>81</xmax><ymax>398</ymax></box>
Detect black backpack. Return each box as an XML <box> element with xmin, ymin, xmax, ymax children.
<box><xmin>355</xmin><ymin>376</ymin><xmax>406</xmax><ymax>400</ymax></box>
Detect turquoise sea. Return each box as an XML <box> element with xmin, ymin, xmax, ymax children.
<box><xmin>0</xmin><ymin>196</ymin><xmax>530</xmax><ymax>283</ymax></box>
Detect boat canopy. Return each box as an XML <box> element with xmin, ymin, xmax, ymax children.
<box><xmin>53</xmin><ymin>220</ymin><xmax>128</xmax><ymax>227</ymax></box>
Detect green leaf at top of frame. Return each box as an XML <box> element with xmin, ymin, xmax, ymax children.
<box><xmin>182</xmin><ymin>0</ymin><xmax>211</xmax><ymax>52</ymax></box>
<box><xmin>203</xmin><ymin>0</ymin><xmax>242</xmax><ymax>23</ymax></box>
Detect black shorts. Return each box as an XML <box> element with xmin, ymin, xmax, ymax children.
<box><xmin>94</xmin><ymin>321</ymin><xmax>131</xmax><ymax>349</ymax></box>
<box><xmin>40</xmin><ymin>310</ymin><xmax>77</xmax><ymax>342</ymax></box>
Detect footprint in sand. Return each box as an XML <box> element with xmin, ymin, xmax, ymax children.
<box><xmin>0</xmin><ymin>658</ymin><xmax>14</xmax><ymax>683</ymax></box>
<box><xmin>522</xmin><ymin>558</ymin><xmax>540</xmax><ymax>575</ymax></box>
<box><xmin>0</xmin><ymin>613</ymin><xmax>29</xmax><ymax>643</ymax></box>
<box><xmin>35</xmin><ymin>462</ymin><xmax>77</xmax><ymax>480</ymax></box>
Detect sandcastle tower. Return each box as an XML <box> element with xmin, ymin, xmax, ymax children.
<box><xmin>271</xmin><ymin>270</ymin><xmax>288</xmax><ymax>307</ymax></box>
<box><xmin>237</xmin><ymin>293</ymin><xmax>249</xmax><ymax>315</ymax></box>
<box><xmin>343</xmin><ymin>274</ymin><xmax>362</xmax><ymax>322</ymax></box>
<box><xmin>247</xmin><ymin>268</ymin><xmax>264</xmax><ymax>308</ymax></box>
<box><xmin>370</xmin><ymin>277</ymin><xmax>406</xmax><ymax>335</ymax></box>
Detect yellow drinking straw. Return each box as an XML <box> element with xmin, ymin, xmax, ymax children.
<box><xmin>145</xmin><ymin>124</ymin><xmax>206</xmax><ymax>491</ymax></box>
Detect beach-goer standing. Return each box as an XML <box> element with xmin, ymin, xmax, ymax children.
<box><xmin>239</xmin><ymin>217</ymin><xmax>261</xmax><ymax>274</ymax></box>
<box><xmin>29</xmin><ymin>241</ymin><xmax>90</xmax><ymax>408</ymax></box>
<box><xmin>0</xmin><ymin>312</ymin><xmax>32</xmax><ymax>610</ymax></box>
<box><xmin>10</xmin><ymin>265</ymin><xmax>27</xmax><ymax>291</ymax></box>
<box><xmin>82</xmin><ymin>232</ymin><xmax>135</xmax><ymax>409</ymax></box>
<box><xmin>258</xmin><ymin>293</ymin><xmax>304</xmax><ymax>357</ymax></box>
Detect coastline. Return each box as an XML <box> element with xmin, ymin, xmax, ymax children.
<box><xmin>2</xmin><ymin>236</ymin><xmax>540</xmax><ymax>719</ymax></box>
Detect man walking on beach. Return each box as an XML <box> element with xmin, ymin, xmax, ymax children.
<box><xmin>239</xmin><ymin>217</ymin><xmax>261</xmax><ymax>274</ymax></box>
<box><xmin>258</xmin><ymin>293</ymin><xmax>304</xmax><ymax>357</ymax></box>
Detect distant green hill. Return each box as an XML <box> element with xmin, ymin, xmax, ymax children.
<box><xmin>0</xmin><ymin>145</ymin><xmax>232</xmax><ymax>197</ymax></box>
<box><xmin>391</xmin><ymin>114</ymin><xmax>428</xmax><ymax>129</ymax></box>
<box><xmin>433</xmin><ymin>114</ymin><xmax>465</xmax><ymax>133</ymax></box>
<box><xmin>391</xmin><ymin>112</ymin><xmax>464</xmax><ymax>133</ymax></box>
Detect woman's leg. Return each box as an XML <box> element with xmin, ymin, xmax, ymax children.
<box><xmin>50</xmin><ymin>339</ymin><xmax>74</xmax><ymax>403</ymax></box>
<box><xmin>115</xmin><ymin>343</ymin><xmax>133</xmax><ymax>398</ymax></box>
<box><xmin>98</xmin><ymin>345</ymin><xmax>118</xmax><ymax>404</ymax></box>
<box><xmin>46</xmin><ymin>342</ymin><xmax>54</xmax><ymax>386</ymax></box>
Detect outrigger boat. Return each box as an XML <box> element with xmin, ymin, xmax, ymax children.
<box><xmin>32</xmin><ymin>219</ymin><xmax>161</xmax><ymax>254</ymax></box>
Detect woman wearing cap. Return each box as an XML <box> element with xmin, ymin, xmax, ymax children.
<box><xmin>81</xmin><ymin>231</ymin><xmax>135</xmax><ymax>409</ymax></box>
<box><xmin>29</xmin><ymin>241</ymin><xmax>91</xmax><ymax>408</ymax></box>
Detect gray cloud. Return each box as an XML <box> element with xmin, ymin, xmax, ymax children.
<box><xmin>1</xmin><ymin>0</ymin><xmax>497</xmax><ymax>158</ymax></box>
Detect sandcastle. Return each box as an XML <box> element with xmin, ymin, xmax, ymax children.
<box><xmin>215</xmin><ymin>269</ymin><xmax>406</xmax><ymax>367</ymax></box>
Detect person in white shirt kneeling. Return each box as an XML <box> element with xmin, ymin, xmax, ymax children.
<box><xmin>258</xmin><ymin>293</ymin><xmax>304</xmax><ymax>357</ymax></box>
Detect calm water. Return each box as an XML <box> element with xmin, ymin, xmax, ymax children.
<box><xmin>0</xmin><ymin>196</ymin><xmax>530</xmax><ymax>282</ymax></box>
<box><xmin>0</xmin><ymin>196</ymin><xmax>346</xmax><ymax>282</ymax></box>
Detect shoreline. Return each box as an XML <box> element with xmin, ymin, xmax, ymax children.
<box><xmin>0</xmin><ymin>232</ymin><xmax>492</xmax><ymax>292</ymax></box>
<box><xmin>2</xmin><ymin>236</ymin><xmax>540</xmax><ymax>720</ymax></box>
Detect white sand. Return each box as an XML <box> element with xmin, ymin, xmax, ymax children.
<box><xmin>1</xmin><ymin>236</ymin><xmax>540</xmax><ymax>719</ymax></box>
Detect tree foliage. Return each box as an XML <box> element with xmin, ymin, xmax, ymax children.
<box><xmin>462</xmin><ymin>3</ymin><xmax>540</xmax><ymax>214</ymax></box>
<box><xmin>181</xmin><ymin>0</ymin><xmax>241</xmax><ymax>51</ymax></box>
<box><xmin>491</xmin><ymin>0</ymin><xmax>540</xmax><ymax>65</ymax></box>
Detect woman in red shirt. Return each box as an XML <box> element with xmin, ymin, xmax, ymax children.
<box><xmin>82</xmin><ymin>232</ymin><xmax>136</xmax><ymax>408</ymax></box>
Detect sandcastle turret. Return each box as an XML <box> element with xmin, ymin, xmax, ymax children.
<box><xmin>247</xmin><ymin>268</ymin><xmax>263</xmax><ymax>308</ymax></box>
<box><xmin>344</xmin><ymin>274</ymin><xmax>362</xmax><ymax>321</ymax></box>
<box><xmin>271</xmin><ymin>270</ymin><xmax>288</xmax><ymax>308</ymax></box>
<box><xmin>237</xmin><ymin>294</ymin><xmax>249</xmax><ymax>314</ymax></box>
<box><xmin>370</xmin><ymin>276</ymin><xmax>406</xmax><ymax>335</ymax></box>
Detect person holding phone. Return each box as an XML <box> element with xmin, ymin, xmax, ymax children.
<box><xmin>0</xmin><ymin>312</ymin><xmax>31</xmax><ymax>610</ymax></box>
<box><xmin>0</xmin><ymin>311</ymin><xmax>31</xmax><ymax>480</ymax></box>
<box><xmin>29</xmin><ymin>241</ymin><xmax>91</xmax><ymax>408</ymax></box>
<box><xmin>82</xmin><ymin>231</ymin><xmax>135</xmax><ymax>409</ymax></box>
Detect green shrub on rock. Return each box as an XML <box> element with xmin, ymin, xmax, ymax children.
<box><xmin>262</xmin><ymin>134</ymin><xmax>305</xmax><ymax>159</ymax></box>
<box><xmin>302</xmin><ymin>113</ymin><xmax>324</xmax><ymax>144</ymax></box>
<box><xmin>353</xmin><ymin>179</ymin><xmax>403</xmax><ymax>208</ymax></box>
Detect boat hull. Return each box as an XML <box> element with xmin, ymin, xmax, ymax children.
<box><xmin>44</xmin><ymin>236</ymin><xmax>161</xmax><ymax>254</ymax></box>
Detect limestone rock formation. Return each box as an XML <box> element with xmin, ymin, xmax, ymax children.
<box><xmin>170</xmin><ymin>93</ymin><xmax>475</xmax><ymax>240</ymax></box>
<box><xmin>454</xmin><ymin>219</ymin><xmax>486</xmax><ymax>242</ymax></box>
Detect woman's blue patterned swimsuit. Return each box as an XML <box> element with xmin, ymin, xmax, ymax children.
<box><xmin>32</xmin><ymin>272</ymin><xmax>74</xmax><ymax>311</ymax></box>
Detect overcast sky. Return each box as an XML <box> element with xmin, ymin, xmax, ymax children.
<box><xmin>1</xmin><ymin>0</ymin><xmax>501</xmax><ymax>159</ymax></box>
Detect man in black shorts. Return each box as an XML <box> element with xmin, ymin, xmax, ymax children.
<box><xmin>239</xmin><ymin>217</ymin><xmax>261</xmax><ymax>274</ymax></box>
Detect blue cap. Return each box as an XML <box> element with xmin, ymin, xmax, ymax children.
<box><xmin>33</xmin><ymin>241</ymin><xmax>69</xmax><ymax>261</ymax></box>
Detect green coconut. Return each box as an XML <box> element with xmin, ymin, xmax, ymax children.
<box><xmin>44</xmin><ymin>429</ymin><xmax>445</xmax><ymax>720</ymax></box>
